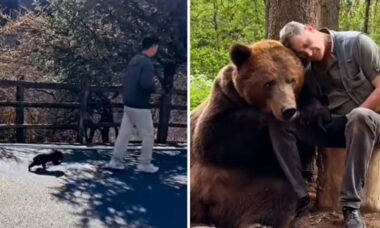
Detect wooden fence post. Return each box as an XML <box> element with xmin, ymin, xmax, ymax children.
<box><xmin>78</xmin><ymin>80</ymin><xmax>90</xmax><ymax>144</ymax></box>
<box><xmin>157</xmin><ymin>63</ymin><xmax>176</xmax><ymax>143</ymax></box>
<box><xmin>15</xmin><ymin>85</ymin><xmax>25</xmax><ymax>143</ymax></box>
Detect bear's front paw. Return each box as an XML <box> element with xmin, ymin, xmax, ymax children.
<box><xmin>299</xmin><ymin>105</ymin><xmax>331</xmax><ymax>130</ymax></box>
<box><xmin>248</xmin><ymin>224</ymin><xmax>273</xmax><ymax>228</ymax></box>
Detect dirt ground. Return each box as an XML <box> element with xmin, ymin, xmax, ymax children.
<box><xmin>193</xmin><ymin>209</ymin><xmax>380</xmax><ymax>228</ymax></box>
<box><xmin>295</xmin><ymin>209</ymin><xmax>380</xmax><ymax>228</ymax></box>
<box><xmin>192</xmin><ymin>182</ymin><xmax>380</xmax><ymax>228</ymax></box>
<box><xmin>294</xmin><ymin>183</ymin><xmax>380</xmax><ymax>228</ymax></box>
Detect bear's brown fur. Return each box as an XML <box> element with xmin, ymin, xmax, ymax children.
<box><xmin>191</xmin><ymin>40</ymin><xmax>306</xmax><ymax>228</ymax></box>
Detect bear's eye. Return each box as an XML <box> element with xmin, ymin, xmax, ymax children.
<box><xmin>264</xmin><ymin>80</ymin><xmax>275</xmax><ymax>90</ymax></box>
<box><xmin>287</xmin><ymin>78</ymin><xmax>296</xmax><ymax>84</ymax></box>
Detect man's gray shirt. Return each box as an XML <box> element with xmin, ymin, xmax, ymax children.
<box><xmin>308</xmin><ymin>30</ymin><xmax>380</xmax><ymax>116</ymax></box>
<box><xmin>123</xmin><ymin>54</ymin><xmax>155</xmax><ymax>109</ymax></box>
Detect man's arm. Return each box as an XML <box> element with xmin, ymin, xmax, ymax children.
<box><xmin>357</xmin><ymin>34</ymin><xmax>380</xmax><ymax>112</ymax></box>
<box><xmin>360</xmin><ymin>75</ymin><xmax>380</xmax><ymax>112</ymax></box>
<box><xmin>139</xmin><ymin>59</ymin><xmax>155</xmax><ymax>93</ymax></box>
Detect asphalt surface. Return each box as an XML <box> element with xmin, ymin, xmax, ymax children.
<box><xmin>0</xmin><ymin>144</ymin><xmax>187</xmax><ymax>228</ymax></box>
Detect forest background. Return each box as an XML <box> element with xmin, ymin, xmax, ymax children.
<box><xmin>190</xmin><ymin>0</ymin><xmax>379</xmax><ymax>110</ymax></box>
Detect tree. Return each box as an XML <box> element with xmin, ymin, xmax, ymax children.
<box><xmin>33</xmin><ymin>0</ymin><xmax>185</xmax><ymax>85</ymax></box>
<box><xmin>265</xmin><ymin>0</ymin><xmax>339</xmax><ymax>40</ymax></box>
<box><xmin>265</xmin><ymin>0</ymin><xmax>319</xmax><ymax>39</ymax></box>
<box><xmin>190</xmin><ymin>0</ymin><xmax>265</xmax><ymax>110</ymax></box>
<box><xmin>339</xmin><ymin>0</ymin><xmax>380</xmax><ymax>44</ymax></box>
<box><xmin>319</xmin><ymin>0</ymin><xmax>340</xmax><ymax>30</ymax></box>
<box><xmin>0</xmin><ymin>0</ymin><xmax>187</xmax><ymax>143</ymax></box>
<box><xmin>364</xmin><ymin>0</ymin><xmax>371</xmax><ymax>33</ymax></box>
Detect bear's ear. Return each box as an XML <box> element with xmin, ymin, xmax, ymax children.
<box><xmin>230</xmin><ymin>44</ymin><xmax>251</xmax><ymax>69</ymax></box>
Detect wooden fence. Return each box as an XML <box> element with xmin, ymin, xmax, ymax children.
<box><xmin>0</xmin><ymin>79</ymin><xmax>187</xmax><ymax>144</ymax></box>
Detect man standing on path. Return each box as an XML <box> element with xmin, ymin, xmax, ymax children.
<box><xmin>107</xmin><ymin>36</ymin><xmax>159</xmax><ymax>173</ymax></box>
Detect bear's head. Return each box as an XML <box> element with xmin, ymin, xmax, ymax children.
<box><xmin>230</xmin><ymin>40</ymin><xmax>304</xmax><ymax>121</ymax></box>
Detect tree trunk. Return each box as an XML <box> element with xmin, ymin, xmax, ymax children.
<box><xmin>266</xmin><ymin>0</ymin><xmax>339</xmax><ymax>40</ymax></box>
<box><xmin>317</xmin><ymin>148</ymin><xmax>380</xmax><ymax>212</ymax></box>
<box><xmin>316</xmin><ymin>148</ymin><xmax>346</xmax><ymax>210</ymax></box>
<box><xmin>364</xmin><ymin>0</ymin><xmax>371</xmax><ymax>33</ymax></box>
<box><xmin>319</xmin><ymin>0</ymin><xmax>340</xmax><ymax>30</ymax></box>
<box><xmin>212</xmin><ymin>0</ymin><xmax>220</xmax><ymax>50</ymax></box>
<box><xmin>266</xmin><ymin>0</ymin><xmax>319</xmax><ymax>40</ymax></box>
<box><xmin>264</xmin><ymin>0</ymin><xmax>269</xmax><ymax>38</ymax></box>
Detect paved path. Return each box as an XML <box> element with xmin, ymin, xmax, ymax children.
<box><xmin>0</xmin><ymin>144</ymin><xmax>187</xmax><ymax>228</ymax></box>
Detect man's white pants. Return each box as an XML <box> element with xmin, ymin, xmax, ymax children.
<box><xmin>112</xmin><ymin>106</ymin><xmax>154</xmax><ymax>164</ymax></box>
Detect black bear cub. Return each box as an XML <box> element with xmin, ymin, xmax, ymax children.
<box><xmin>28</xmin><ymin>149</ymin><xmax>64</xmax><ymax>171</ymax></box>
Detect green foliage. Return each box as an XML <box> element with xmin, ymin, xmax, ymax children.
<box><xmin>339</xmin><ymin>0</ymin><xmax>380</xmax><ymax>44</ymax></box>
<box><xmin>32</xmin><ymin>0</ymin><xmax>186</xmax><ymax>86</ymax></box>
<box><xmin>190</xmin><ymin>74</ymin><xmax>213</xmax><ymax>111</ymax></box>
<box><xmin>0</xmin><ymin>0</ymin><xmax>187</xmax><ymax>142</ymax></box>
<box><xmin>340</xmin><ymin>0</ymin><xmax>366</xmax><ymax>32</ymax></box>
<box><xmin>191</xmin><ymin>0</ymin><xmax>380</xmax><ymax>111</ymax></box>
<box><xmin>190</xmin><ymin>0</ymin><xmax>265</xmax><ymax>110</ymax></box>
<box><xmin>369</xmin><ymin>1</ymin><xmax>380</xmax><ymax>43</ymax></box>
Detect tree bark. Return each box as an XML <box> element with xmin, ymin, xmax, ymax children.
<box><xmin>212</xmin><ymin>0</ymin><xmax>220</xmax><ymax>50</ymax></box>
<box><xmin>266</xmin><ymin>0</ymin><xmax>339</xmax><ymax>40</ymax></box>
<box><xmin>317</xmin><ymin>148</ymin><xmax>380</xmax><ymax>212</ymax></box>
<box><xmin>266</xmin><ymin>0</ymin><xmax>319</xmax><ymax>40</ymax></box>
<box><xmin>364</xmin><ymin>0</ymin><xmax>371</xmax><ymax>33</ymax></box>
<box><xmin>319</xmin><ymin>0</ymin><xmax>340</xmax><ymax>30</ymax></box>
<box><xmin>264</xmin><ymin>0</ymin><xmax>269</xmax><ymax>38</ymax></box>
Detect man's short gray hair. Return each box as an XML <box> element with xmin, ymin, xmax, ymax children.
<box><xmin>279</xmin><ymin>21</ymin><xmax>306</xmax><ymax>48</ymax></box>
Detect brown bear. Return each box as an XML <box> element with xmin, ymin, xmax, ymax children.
<box><xmin>190</xmin><ymin>40</ymin><xmax>311</xmax><ymax>228</ymax></box>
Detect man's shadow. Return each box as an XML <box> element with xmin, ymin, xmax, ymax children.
<box><xmin>51</xmin><ymin>148</ymin><xmax>187</xmax><ymax>228</ymax></box>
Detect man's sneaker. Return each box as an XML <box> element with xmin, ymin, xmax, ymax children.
<box><xmin>105</xmin><ymin>158</ymin><xmax>125</xmax><ymax>170</ymax></box>
<box><xmin>343</xmin><ymin>207</ymin><xmax>366</xmax><ymax>228</ymax></box>
<box><xmin>296</xmin><ymin>195</ymin><xmax>310</xmax><ymax>217</ymax></box>
<box><xmin>137</xmin><ymin>163</ymin><xmax>159</xmax><ymax>173</ymax></box>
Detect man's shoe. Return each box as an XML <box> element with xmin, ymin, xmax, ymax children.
<box><xmin>296</xmin><ymin>195</ymin><xmax>310</xmax><ymax>217</ymax></box>
<box><xmin>105</xmin><ymin>158</ymin><xmax>125</xmax><ymax>169</ymax></box>
<box><xmin>343</xmin><ymin>207</ymin><xmax>366</xmax><ymax>228</ymax></box>
<box><xmin>137</xmin><ymin>163</ymin><xmax>159</xmax><ymax>173</ymax></box>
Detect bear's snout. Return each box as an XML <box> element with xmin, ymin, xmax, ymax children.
<box><xmin>282</xmin><ymin>107</ymin><xmax>297</xmax><ymax>120</ymax></box>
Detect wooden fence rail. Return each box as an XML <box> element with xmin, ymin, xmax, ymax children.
<box><xmin>0</xmin><ymin>79</ymin><xmax>187</xmax><ymax>144</ymax></box>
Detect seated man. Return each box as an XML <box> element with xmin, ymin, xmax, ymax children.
<box><xmin>272</xmin><ymin>21</ymin><xmax>380</xmax><ymax>228</ymax></box>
